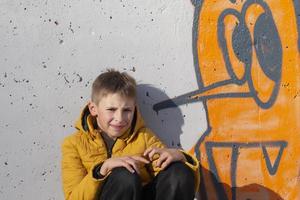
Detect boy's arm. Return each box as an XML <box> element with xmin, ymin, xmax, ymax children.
<box><xmin>61</xmin><ymin>137</ymin><xmax>108</xmax><ymax>200</ymax></box>
<box><xmin>143</xmin><ymin>128</ymin><xmax>200</xmax><ymax>192</ymax></box>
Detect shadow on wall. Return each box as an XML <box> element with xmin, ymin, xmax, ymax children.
<box><xmin>136</xmin><ymin>84</ymin><xmax>184</xmax><ymax>148</ymax></box>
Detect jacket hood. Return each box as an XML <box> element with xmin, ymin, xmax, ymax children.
<box><xmin>74</xmin><ymin>104</ymin><xmax>146</xmax><ymax>142</ymax></box>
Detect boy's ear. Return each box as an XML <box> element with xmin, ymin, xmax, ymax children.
<box><xmin>88</xmin><ymin>101</ymin><xmax>98</xmax><ymax>117</ymax></box>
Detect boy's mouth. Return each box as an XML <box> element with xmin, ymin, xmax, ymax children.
<box><xmin>110</xmin><ymin>124</ymin><xmax>127</xmax><ymax>131</ymax></box>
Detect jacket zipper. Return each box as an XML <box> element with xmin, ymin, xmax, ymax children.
<box><xmin>107</xmin><ymin>140</ymin><xmax>116</xmax><ymax>158</ymax></box>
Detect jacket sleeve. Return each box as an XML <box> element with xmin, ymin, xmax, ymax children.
<box><xmin>179</xmin><ymin>150</ymin><xmax>200</xmax><ymax>192</ymax></box>
<box><xmin>143</xmin><ymin>128</ymin><xmax>200</xmax><ymax>192</ymax></box>
<box><xmin>61</xmin><ymin>137</ymin><xmax>107</xmax><ymax>200</ymax></box>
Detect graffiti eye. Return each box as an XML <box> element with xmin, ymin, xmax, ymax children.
<box><xmin>218</xmin><ymin>11</ymin><xmax>251</xmax><ymax>84</ymax></box>
<box><xmin>232</xmin><ymin>22</ymin><xmax>252</xmax><ymax>64</ymax></box>
<box><xmin>254</xmin><ymin>13</ymin><xmax>282</xmax><ymax>82</ymax></box>
<box><xmin>243</xmin><ymin>1</ymin><xmax>283</xmax><ymax>109</ymax></box>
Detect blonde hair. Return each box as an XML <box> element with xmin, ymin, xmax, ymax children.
<box><xmin>91</xmin><ymin>69</ymin><xmax>137</xmax><ymax>104</ymax></box>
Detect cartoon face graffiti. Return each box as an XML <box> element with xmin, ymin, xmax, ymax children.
<box><xmin>154</xmin><ymin>0</ymin><xmax>300</xmax><ymax>199</ymax></box>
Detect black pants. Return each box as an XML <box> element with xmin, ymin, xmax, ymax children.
<box><xmin>99</xmin><ymin>162</ymin><xmax>195</xmax><ymax>200</ymax></box>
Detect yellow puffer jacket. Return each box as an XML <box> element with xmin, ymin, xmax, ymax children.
<box><xmin>61</xmin><ymin>105</ymin><xmax>199</xmax><ymax>200</ymax></box>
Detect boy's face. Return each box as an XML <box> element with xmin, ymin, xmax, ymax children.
<box><xmin>89</xmin><ymin>93</ymin><xmax>135</xmax><ymax>140</ymax></box>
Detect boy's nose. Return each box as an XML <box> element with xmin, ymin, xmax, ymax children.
<box><xmin>114</xmin><ymin>111</ymin><xmax>124</xmax><ymax>122</ymax></box>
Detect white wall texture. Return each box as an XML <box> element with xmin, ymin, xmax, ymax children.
<box><xmin>0</xmin><ymin>0</ymin><xmax>207</xmax><ymax>199</ymax></box>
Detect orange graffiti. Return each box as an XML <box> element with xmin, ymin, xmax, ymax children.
<box><xmin>193</xmin><ymin>0</ymin><xmax>300</xmax><ymax>199</ymax></box>
<box><xmin>154</xmin><ymin>0</ymin><xmax>300</xmax><ymax>199</ymax></box>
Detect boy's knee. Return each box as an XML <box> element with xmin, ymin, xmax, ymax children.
<box><xmin>100</xmin><ymin>168</ymin><xmax>142</xmax><ymax>199</ymax></box>
<box><xmin>163</xmin><ymin>162</ymin><xmax>195</xmax><ymax>185</ymax></box>
<box><xmin>155</xmin><ymin>162</ymin><xmax>195</xmax><ymax>197</ymax></box>
<box><xmin>109</xmin><ymin>167</ymin><xmax>141</xmax><ymax>187</ymax></box>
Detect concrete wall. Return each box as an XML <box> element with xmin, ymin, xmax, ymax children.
<box><xmin>0</xmin><ymin>0</ymin><xmax>299</xmax><ymax>199</ymax></box>
<box><xmin>0</xmin><ymin>0</ymin><xmax>204</xmax><ymax>199</ymax></box>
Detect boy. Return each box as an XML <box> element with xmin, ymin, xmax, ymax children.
<box><xmin>61</xmin><ymin>69</ymin><xmax>199</xmax><ymax>200</ymax></box>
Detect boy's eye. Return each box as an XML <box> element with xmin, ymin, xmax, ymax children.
<box><xmin>124</xmin><ymin>109</ymin><xmax>132</xmax><ymax>112</ymax></box>
<box><xmin>107</xmin><ymin>108</ymin><xmax>116</xmax><ymax>111</ymax></box>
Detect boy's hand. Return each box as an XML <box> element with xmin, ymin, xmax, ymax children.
<box><xmin>143</xmin><ymin>147</ymin><xmax>187</xmax><ymax>170</ymax></box>
<box><xmin>100</xmin><ymin>155</ymin><xmax>149</xmax><ymax>176</ymax></box>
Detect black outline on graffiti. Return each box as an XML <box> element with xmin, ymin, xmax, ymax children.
<box><xmin>206</xmin><ymin>141</ymin><xmax>287</xmax><ymax>200</ymax></box>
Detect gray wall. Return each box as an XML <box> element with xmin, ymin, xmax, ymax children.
<box><xmin>0</xmin><ymin>0</ymin><xmax>206</xmax><ymax>199</ymax></box>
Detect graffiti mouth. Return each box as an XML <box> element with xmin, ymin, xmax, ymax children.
<box><xmin>153</xmin><ymin>82</ymin><xmax>252</xmax><ymax>112</ymax></box>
